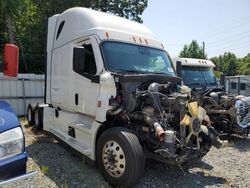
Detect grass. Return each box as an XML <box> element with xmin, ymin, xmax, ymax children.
<box><xmin>41</xmin><ymin>165</ymin><xmax>49</xmax><ymax>174</ymax></box>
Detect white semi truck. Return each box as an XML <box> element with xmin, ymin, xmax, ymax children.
<box><xmin>172</xmin><ymin>57</ymin><xmax>250</xmax><ymax>137</ymax></box>
<box><xmin>27</xmin><ymin>8</ymin><xmax>223</xmax><ymax>187</ymax></box>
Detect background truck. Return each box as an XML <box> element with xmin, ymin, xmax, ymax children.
<box><xmin>27</xmin><ymin>8</ymin><xmax>223</xmax><ymax>187</ymax></box>
<box><xmin>172</xmin><ymin>57</ymin><xmax>250</xmax><ymax>137</ymax></box>
<box><xmin>0</xmin><ymin>44</ymin><xmax>36</xmax><ymax>186</ymax></box>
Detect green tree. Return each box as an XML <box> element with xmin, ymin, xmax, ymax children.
<box><xmin>210</xmin><ymin>52</ymin><xmax>237</xmax><ymax>76</ymax></box>
<box><xmin>179</xmin><ymin>40</ymin><xmax>207</xmax><ymax>59</ymax></box>
<box><xmin>0</xmin><ymin>0</ymin><xmax>29</xmax><ymax>71</ymax></box>
<box><xmin>93</xmin><ymin>0</ymin><xmax>147</xmax><ymax>23</ymax></box>
<box><xmin>210</xmin><ymin>56</ymin><xmax>221</xmax><ymax>70</ymax></box>
<box><xmin>237</xmin><ymin>53</ymin><xmax>250</xmax><ymax>75</ymax></box>
<box><xmin>0</xmin><ymin>0</ymin><xmax>148</xmax><ymax>73</ymax></box>
<box><xmin>0</xmin><ymin>0</ymin><xmax>24</xmax><ymax>43</ymax></box>
<box><xmin>224</xmin><ymin>52</ymin><xmax>237</xmax><ymax>76</ymax></box>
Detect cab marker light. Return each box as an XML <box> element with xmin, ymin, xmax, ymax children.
<box><xmin>97</xmin><ymin>101</ymin><xmax>102</xmax><ymax>108</ymax></box>
<box><xmin>133</xmin><ymin>36</ymin><xmax>136</xmax><ymax>42</ymax></box>
<box><xmin>105</xmin><ymin>32</ymin><xmax>109</xmax><ymax>38</ymax></box>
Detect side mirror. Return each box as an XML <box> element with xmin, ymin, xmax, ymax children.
<box><xmin>220</xmin><ymin>73</ymin><xmax>225</xmax><ymax>87</ymax></box>
<box><xmin>3</xmin><ymin>44</ymin><xmax>19</xmax><ymax>77</ymax></box>
<box><xmin>176</xmin><ymin>61</ymin><xmax>182</xmax><ymax>77</ymax></box>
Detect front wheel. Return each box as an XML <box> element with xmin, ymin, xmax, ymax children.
<box><xmin>97</xmin><ymin>127</ymin><xmax>145</xmax><ymax>187</ymax></box>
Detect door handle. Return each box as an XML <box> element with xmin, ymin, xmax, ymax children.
<box><xmin>75</xmin><ymin>93</ymin><xmax>78</xmax><ymax>105</ymax></box>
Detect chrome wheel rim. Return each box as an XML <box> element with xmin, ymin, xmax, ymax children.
<box><xmin>102</xmin><ymin>140</ymin><xmax>126</xmax><ymax>177</ymax></box>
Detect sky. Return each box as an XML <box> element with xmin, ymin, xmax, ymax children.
<box><xmin>142</xmin><ymin>0</ymin><xmax>250</xmax><ymax>58</ymax></box>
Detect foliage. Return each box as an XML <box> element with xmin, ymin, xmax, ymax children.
<box><xmin>179</xmin><ymin>40</ymin><xmax>207</xmax><ymax>59</ymax></box>
<box><xmin>92</xmin><ymin>0</ymin><xmax>147</xmax><ymax>23</ymax></box>
<box><xmin>0</xmin><ymin>0</ymin><xmax>148</xmax><ymax>73</ymax></box>
<box><xmin>224</xmin><ymin>53</ymin><xmax>238</xmax><ymax>76</ymax></box>
<box><xmin>213</xmin><ymin>52</ymin><xmax>237</xmax><ymax>76</ymax></box>
<box><xmin>237</xmin><ymin>53</ymin><xmax>250</xmax><ymax>75</ymax></box>
<box><xmin>180</xmin><ymin>40</ymin><xmax>250</xmax><ymax>76</ymax></box>
<box><xmin>40</xmin><ymin>165</ymin><xmax>49</xmax><ymax>174</ymax></box>
<box><xmin>214</xmin><ymin>70</ymin><xmax>222</xmax><ymax>78</ymax></box>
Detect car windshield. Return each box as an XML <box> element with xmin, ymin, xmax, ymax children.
<box><xmin>101</xmin><ymin>41</ymin><xmax>175</xmax><ymax>76</ymax></box>
<box><xmin>181</xmin><ymin>66</ymin><xmax>217</xmax><ymax>87</ymax></box>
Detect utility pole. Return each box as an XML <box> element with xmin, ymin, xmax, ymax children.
<box><xmin>202</xmin><ymin>41</ymin><xmax>205</xmax><ymax>58</ymax></box>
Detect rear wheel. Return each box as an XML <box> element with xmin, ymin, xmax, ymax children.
<box><xmin>27</xmin><ymin>104</ymin><xmax>35</xmax><ymax>126</ymax></box>
<box><xmin>97</xmin><ymin>127</ymin><xmax>145</xmax><ymax>187</ymax></box>
<box><xmin>34</xmin><ymin>104</ymin><xmax>43</xmax><ymax>130</ymax></box>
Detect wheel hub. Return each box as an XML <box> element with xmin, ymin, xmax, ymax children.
<box><xmin>102</xmin><ymin>140</ymin><xmax>126</xmax><ymax>178</ymax></box>
<box><xmin>107</xmin><ymin>151</ymin><xmax>116</xmax><ymax>165</ymax></box>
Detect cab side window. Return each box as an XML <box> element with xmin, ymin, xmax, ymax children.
<box><xmin>73</xmin><ymin>44</ymin><xmax>97</xmax><ymax>76</ymax></box>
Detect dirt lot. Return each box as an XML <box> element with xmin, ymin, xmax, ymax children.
<box><xmin>3</xmin><ymin>119</ymin><xmax>250</xmax><ymax>188</ymax></box>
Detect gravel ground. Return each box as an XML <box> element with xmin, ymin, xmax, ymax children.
<box><xmin>3</xmin><ymin>119</ymin><xmax>250</xmax><ymax>188</ymax></box>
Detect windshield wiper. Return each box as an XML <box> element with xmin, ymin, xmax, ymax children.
<box><xmin>148</xmin><ymin>72</ymin><xmax>172</xmax><ymax>75</ymax></box>
<box><xmin>113</xmin><ymin>69</ymin><xmax>145</xmax><ymax>74</ymax></box>
<box><xmin>113</xmin><ymin>69</ymin><xmax>173</xmax><ymax>76</ymax></box>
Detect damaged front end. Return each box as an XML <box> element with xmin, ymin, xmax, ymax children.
<box><xmin>107</xmin><ymin>75</ymin><xmax>223</xmax><ymax>166</ymax></box>
<box><xmin>198</xmin><ymin>89</ymin><xmax>250</xmax><ymax>137</ymax></box>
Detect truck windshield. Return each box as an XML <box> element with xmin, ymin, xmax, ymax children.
<box><xmin>181</xmin><ymin>66</ymin><xmax>217</xmax><ymax>87</ymax></box>
<box><xmin>101</xmin><ymin>41</ymin><xmax>175</xmax><ymax>76</ymax></box>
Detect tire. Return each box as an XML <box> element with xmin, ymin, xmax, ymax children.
<box><xmin>97</xmin><ymin>127</ymin><xmax>145</xmax><ymax>187</ymax></box>
<box><xmin>27</xmin><ymin>103</ymin><xmax>35</xmax><ymax>126</ymax></box>
<box><xmin>34</xmin><ymin>104</ymin><xmax>43</xmax><ymax>130</ymax></box>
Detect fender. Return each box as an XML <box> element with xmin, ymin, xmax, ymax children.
<box><xmin>0</xmin><ymin>101</ymin><xmax>20</xmax><ymax>133</ymax></box>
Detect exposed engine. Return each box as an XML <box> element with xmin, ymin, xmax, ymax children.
<box><xmin>107</xmin><ymin>75</ymin><xmax>223</xmax><ymax>165</ymax></box>
<box><xmin>198</xmin><ymin>88</ymin><xmax>250</xmax><ymax>136</ymax></box>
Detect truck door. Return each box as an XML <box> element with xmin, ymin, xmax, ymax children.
<box><xmin>72</xmin><ymin>40</ymin><xmax>100</xmax><ymax>117</ymax></box>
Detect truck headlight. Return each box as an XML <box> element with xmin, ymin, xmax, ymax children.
<box><xmin>0</xmin><ymin>127</ymin><xmax>24</xmax><ymax>160</ymax></box>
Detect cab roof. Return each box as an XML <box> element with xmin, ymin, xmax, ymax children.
<box><xmin>173</xmin><ymin>58</ymin><xmax>215</xmax><ymax>68</ymax></box>
<box><xmin>52</xmin><ymin>7</ymin><xmax>163</xmax><ymax>49</ymax></box>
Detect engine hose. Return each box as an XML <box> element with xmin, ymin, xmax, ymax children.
<box><xmin>109</xmin><ymin>107</ymin><xmax>123</xmax><ymax>115</ymax></box>
<box><xmin>204</xmin><ymin>96</ymin><xmax>220</xmax><ymax>107</ymax></box>
<box><xmin>130</xmin><ymin>111</ymin><xmax>160</xmax><ymax>123</ymax></box>
<box><xmin>153</xmin><ymin>122</ymin><xmax>166</xmax><ymax>141</ymax></box>
<box><xmin>207</xmin><ymin>126</ymin><xmax>223</xmax><ymax>149</ymax></box>
<box><xmin>129</xmin><ymin>112</ymin><xmax>165</xmax><ymax>141</ymax></box>
<box><xmin>208</xmin><ymin>109</ymin><xmax>227</xmax><ymax>114</ymax></box>
<box><xmin>128</xmin><ymin>113</ymin><xmax>145</xmax><ymax>122</ymax></box>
